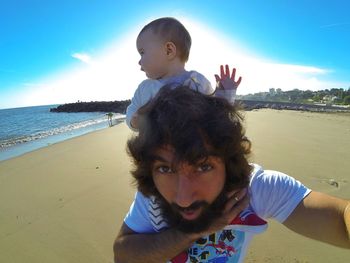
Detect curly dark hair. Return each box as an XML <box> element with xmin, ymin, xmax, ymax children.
<box><xmin>127</xmin><ymin>86</ymin><xmax>252</xmax><ymax>198</ymax></box>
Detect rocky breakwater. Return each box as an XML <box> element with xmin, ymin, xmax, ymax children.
<box><xmin>50</xmin><ymin>100</ymin><xmax>131</xmax><ymax>113</ymax></box>
<box><xmin>50</xmin><ymin>99</ymin><xmax>349</xmax><ymax>114</ymax></box>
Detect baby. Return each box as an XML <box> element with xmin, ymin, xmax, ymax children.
<box><xmin>126</xmin><ymin>17</ymin><xmax>241</xmax><ymax>130</ymax></box>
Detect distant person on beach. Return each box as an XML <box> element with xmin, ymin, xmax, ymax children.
<box><xmin>106</xmin><ymin>112</ymin><xmax>113</xmax><ymax>127</ymax></box>
<box><xmin>114</xmin><ymin>87</ymin><xmax>350</xmax><ymax>262</ymax></box>
<box><xmin>126</xmin><ymin>17</ymin><xmax>242</xmax><ymax>130</ymax></box>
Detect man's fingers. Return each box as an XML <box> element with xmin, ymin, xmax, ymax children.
<box><xmin>226</xmin><ymin>188</ymin><xmax>242</xmax><ymax>199</ymax></box>
<box><xmin>228</xmin><ymin>188</ymin><xmax>247</xmax><ymax>200</ymax></box>
<box><xmin>228</xmin><ymin>194</ymin><xmax>250</xmax><ymax>216</ymax></box>
<box><xmin>221</xmin><ymin>193</ymin><xmax>249</xmax><ymax>226</ymax></box>
<box><xmin>200</xmin><ymin>189</ymin><xmax>248</xmax><ymax>236</ymax></box>
<box><xmin>224</xmin><ymin>188</ymin><xmax>247</xmax><ymax>212</ymax></box>
<box><xmin>238</xmin><ymin>188</ymin><xmax>248</xmax><ymax>200</ymax></box>
<box><xmin>214</xmin><ymin>74</ymin><xmax>221</xmax><ymax>82</ymax></box>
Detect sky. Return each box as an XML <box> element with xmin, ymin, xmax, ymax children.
<box><xmin>1</xmin><ymin>0</ymin><xmax>349</xmax><ymax>109</ymax></box>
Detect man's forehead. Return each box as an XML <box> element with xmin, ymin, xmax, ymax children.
<box><xmin>152</xmin><ymin>144</ymin><xmax>220</xmax><ymax>163</ymax></box>
<box><xmin>152</xmin><ymin>145</ymin><xmax>176</xmax><ymax>160</ymax></box>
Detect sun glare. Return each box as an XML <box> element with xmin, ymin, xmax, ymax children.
<box><xmin>11</xmin><ymin>17</ymin><xmax>348</xmax><ymax>108</ymax></box>
<box><xmin>181</xmin><ymin>18</ymin><xmax>344</xmax><ymax>94</ymax></box>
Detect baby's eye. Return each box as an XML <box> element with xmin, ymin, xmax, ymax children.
<box><xmin>197</xmin><ymin>163</ymin><xmax>213</xmax><ymax>172</ymax></box>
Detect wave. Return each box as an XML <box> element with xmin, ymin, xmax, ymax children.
<box><xmin>0</xmin><ymin>115</ymin><xmax>125</xmax><ymax>148</ymax></box>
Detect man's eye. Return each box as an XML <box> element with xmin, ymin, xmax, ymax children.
<box><xmin>157</xmin><ymin>166</ymin><xmax>173</xmax><ymax>173</ymax></box>
<box><xmin>197</xmin><ymin>163</ymin><xmax>213</xmax><ymax>172</ymax></box>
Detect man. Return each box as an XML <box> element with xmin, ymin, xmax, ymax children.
<box><xmin>114</xmin><ymin>86</ymin><xmax>350</xmax><ymax>263</ymax></box>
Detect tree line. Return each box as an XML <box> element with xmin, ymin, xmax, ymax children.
<box><xmin>238</xmin><ymin>87</ymin><xmax>350</xmax><ymax>105</ymax></box>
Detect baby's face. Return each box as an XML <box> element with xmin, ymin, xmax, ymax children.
<box><xmin>136</xmin><ymin>29</ymin><xmax>169</xmax><ymax>79</ymax></box>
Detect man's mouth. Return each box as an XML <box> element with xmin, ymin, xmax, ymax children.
<box><xmin>179</xmin><ymin>207</ymin><xmax>203</xmax><ymax>220</ymax></box>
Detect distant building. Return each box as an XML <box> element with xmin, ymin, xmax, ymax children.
<box><xmin>269</xmin><ymin>88</ymin><xmax>276</xmax><ymax>95</ymax></box>
<box><xmin>322</xmin><ymin>95</ymin><xmax>338</xmax><ymax>105</ymax></box>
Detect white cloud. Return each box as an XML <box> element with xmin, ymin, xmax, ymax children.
<box><xmin>7</xmin><ymin>18</ymin><xmax>349</xmax><ymax>108</ymax></box>
<box><xmin>13</xmin><ymin>30</ymin><xmax>143</xmax><ymax>107</ymax></box>
<box><xmin>71</xmin><ymin>52</ymin><xmax>92</xmax><ymax>64</ymax></box>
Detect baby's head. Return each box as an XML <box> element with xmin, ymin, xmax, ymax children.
<box><xmin>137</xmin><ymin>17</ymin><xmax>191</xmax><ymax>79</ymax></box>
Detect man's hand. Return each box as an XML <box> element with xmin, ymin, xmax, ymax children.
<box><xmin>114</xmin><ymin>189</ymin><xmax>249</xmax><ymax>262</ymax></box>
<box><xmin>191</xmin><ymin>188</ymin><xmax>249</xmax><ymax>239</ymax></box>
<box><xmin>215</xmin><ymin>65</ymin><xmax>242</xmax><ymax>90</ymax></box>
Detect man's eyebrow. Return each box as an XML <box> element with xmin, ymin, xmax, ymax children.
<box><xmin>151</xmin><ymin>155</ymin><xmax>169</xmax><ymax>162</ymax></box>
<box><xmin>196</xmin><ymin>150</ymin><xmax>221</xmax><ymax>160</ymax></box>
<box><xmin>206</xmin><ymin>150</ymin><xmax>220</xmax><ymax>157</ymax></box>
<box><xmin>150</xmin><ymin>151</ymin><xmax>220</xmax><ymax>164</ymax></box>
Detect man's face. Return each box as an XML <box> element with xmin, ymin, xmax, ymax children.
<box><xmin>136</xmin><ymin>29</ymin><xmax>169</xmax><ymax>79</ymax></box>
<box><xmin>151</xmin><ymin>145</ymin><xmax>227</xmax><ymax>233</ymax></box>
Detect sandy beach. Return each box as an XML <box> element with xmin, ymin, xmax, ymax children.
<box><xmin>0</xmin><ymin>110</ymin><xmax>349</xmax><ymax>262</ymax></box>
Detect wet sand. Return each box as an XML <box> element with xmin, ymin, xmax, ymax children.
<box><xmin>0</xmin><ymin>110</ymin><xmax>349</xmax><ymax>262</ymax></box>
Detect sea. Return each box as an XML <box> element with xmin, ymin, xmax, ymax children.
<box><xmin>0</xmin><ymin>105</ymin><xmax>125</xmax><ymax>161</ymax></box>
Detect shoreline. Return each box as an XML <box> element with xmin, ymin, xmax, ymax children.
<box><xmin>0</xmin><ymin>116</ymin><xmax>125</xmax><ymax>162</ymax></box>
<box><xmin>2</xmin><ymin>106</ymin><xmax>349</xmax><ymax>163</ymax></box>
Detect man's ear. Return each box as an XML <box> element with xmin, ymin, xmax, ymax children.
<box><xmin>165</xmin><ymin>42</ymin><xmax>177</xmax><ymax>59</ymax></box>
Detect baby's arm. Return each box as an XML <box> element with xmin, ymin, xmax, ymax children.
<box><xmin>214</xmin><ymin>65</ymin><xmax>242</xmax><ymax>104</ymax></box>
<box><xmin>126</xmin><ymin>80</ymin><xmax>163</xmax><ymax>131</ymax></box>
<box><xmin>126</xmin><ymin>95</ymin><xmax>141</xmax><ymax>131</ymax></box>
<box><xmin>130</xmin><ymin>114</ymin><xmax>139</xmax><ymax>129</ymax></box>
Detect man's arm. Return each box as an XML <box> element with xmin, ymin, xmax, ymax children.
<box><xmin>283</xmin><ymin>191</ymin><xmax>350</xmax><ymax>249</ymax></box>
<box><xmin>114</xmin><ymin>189</ymin><xmax>249</xmax><ymax>262</ymax></box>
<box><xmin>126</xmin><ymin>80</ymin><xmax>163</xmax><ymax>130</ymax></box>
<box><xmin>113</xmin><ymin>223</ymin><xmax>197</xmax><ymax>263</ymax></box>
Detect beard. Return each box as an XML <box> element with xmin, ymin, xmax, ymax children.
<box><xmin>157</xmin><ymin>189</ymin><xmax>228</xmax><ymax>234</ymax></box>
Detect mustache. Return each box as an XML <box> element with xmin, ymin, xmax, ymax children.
<box><xmin>157</xmin><ymin>190</ymin><xmax>229</xmax><ymax>233</ymax></box>
<box><xmin>171</xmin><ymin>201</ymin><xmax>208</xmax><ymax>212</ymax></box>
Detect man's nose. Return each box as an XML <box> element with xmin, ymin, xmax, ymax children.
<box><xmin>175</xmin><ymin>172</ymin><xmax>196</xmax><ymax>208</ymax></box>
<box><xmin>138</xmin><ymin>59</ymin><xmax>141</xmax><ymax>66</ymax></box>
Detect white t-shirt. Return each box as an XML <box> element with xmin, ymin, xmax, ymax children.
<box><xmin>126</xmin><ymin>70</ymin><xmax>212</xmax><ymax>130</ymax></box>
<box><xmin>124</xmin><ymin>164</ymin><xmax>311</xmax><ymax>263</ymax></box>
<box><xmin>125</xmin><ymin>70</ymin><xmax>237</xmax><ymax>130</ymax></box>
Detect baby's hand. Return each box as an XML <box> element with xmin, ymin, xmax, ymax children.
<box><xmin>215</xmin><ymin>65</ymin><xmax>242</xmax><ymax>90</ymax></box>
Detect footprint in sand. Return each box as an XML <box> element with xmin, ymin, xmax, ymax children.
<box><xmin>327</xmin><ymin>179</ymin><xmax>339</xmax><ymax>188</ymax></box>
<box><xmin>315</xmin><ymin>178</ymin><xmax>348</xmax><ymax>188</ymax></box>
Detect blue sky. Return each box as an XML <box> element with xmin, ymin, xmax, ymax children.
<box><xmin>1</xmin><ymin>0</ymin><xmax>349</xmax><ymax>109</ymax></box>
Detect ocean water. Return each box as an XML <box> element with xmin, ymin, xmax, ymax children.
<box><xmin>0</xmin><ymin>105</ymin><xmax>125</xmax><ymax>161</ymax></box>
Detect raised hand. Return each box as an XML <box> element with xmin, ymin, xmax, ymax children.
<box><xmin>215</xmin><ymin>65</ymin><xmax>242</xmax><ymax>90</ymax></box>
